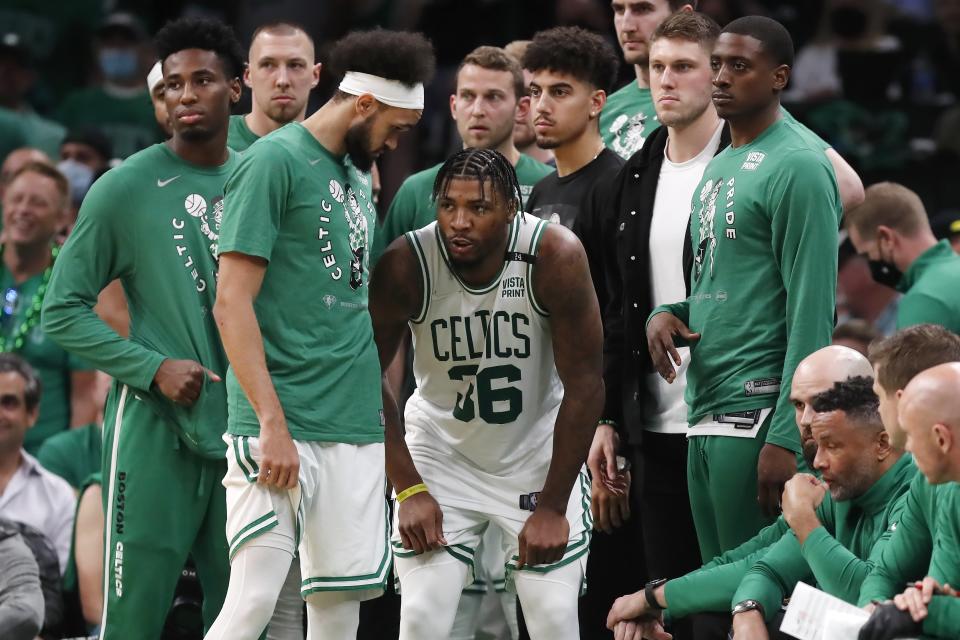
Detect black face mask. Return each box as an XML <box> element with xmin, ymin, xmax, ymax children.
<box><xmin>868</xmin><ymin>258</ymin><xmax>903</xmax><ymax>289</ymax></box>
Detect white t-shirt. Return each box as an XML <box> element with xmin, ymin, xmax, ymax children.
<box><xmin>645</xmin><ymin>121</ymin><xmax>724</xmax><ymax>434</ymax></box>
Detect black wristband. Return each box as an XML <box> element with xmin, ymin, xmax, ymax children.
<box><xmin>645</xmin><ymin>578</ymin><xmax>668</xmax><ymax>611</ymax></box>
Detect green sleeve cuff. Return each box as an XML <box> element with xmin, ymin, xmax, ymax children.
<box><xmin>732</xmin><ymin>570</ymin><xmax>784</xmax><ymax>624</ymax></box>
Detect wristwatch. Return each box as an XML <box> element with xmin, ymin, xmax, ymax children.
<box><xmin>644</xmin><ymin>578</ymin><xmax>668</xmax><ymax>611</ymax></box>
<box><xmin>731</xmin><ymin>599</ymin><xmax>765</xmax><ymax>617</ymax></box>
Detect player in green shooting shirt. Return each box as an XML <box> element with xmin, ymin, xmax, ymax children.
<box><xmin>373</xmin><ymin>45</ymin><xmax>553</xmax><ymax>264</ymax></box>
<box><xmin>41</xmin><ymin>18</ymin><xmax>244</xmax><ymax>639</ymax></box>
<box><xmin>602</xmin><ymin>1</ymin><xmax>696</xmax><ymax>159</ymax></box>
<box><xmin>647</xmin><ymin>16</ymin><xmax>842</xmax><ymax>563</ymax></box>
<box><xmin>207</xmin><ymin>30</ymin><xmax>435</xmax><ymax>639</ymax></box>
<box><xmin>226</xmin><ymin>22</ymin><xmax>320</xmax><ymax>153</ymax></box>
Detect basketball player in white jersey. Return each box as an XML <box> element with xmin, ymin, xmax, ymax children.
<box><xmin>370</xmin><ymin>148</ymin><xmax>604</xmax><ymax>639</ymax></box>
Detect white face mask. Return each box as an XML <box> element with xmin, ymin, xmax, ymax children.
<box><xmin>57</xmin><ymin>159</ymin><xmax>95</xmax><ymax>204</ymax></box>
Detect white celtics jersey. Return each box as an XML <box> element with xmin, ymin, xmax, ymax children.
<box><xmin>403</xmin><ymin>215</ymin><xmax>563</xmax><ymax>476</ymax></box>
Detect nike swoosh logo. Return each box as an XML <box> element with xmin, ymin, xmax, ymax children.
<box><xmin>309</xmin><ymin>158</ymin><xmax>322</xmax><ymax>165</ymax></box>
<box><xmin>157</xmin><ymin>175</ymin><xmax>181</xmax><ymax>187</ymax></box>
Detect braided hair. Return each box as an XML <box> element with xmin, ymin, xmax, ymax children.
<box><xmin>432</xmin><ymin>148</ymin><xmax>523</xmax><ymax>214</ymax></box>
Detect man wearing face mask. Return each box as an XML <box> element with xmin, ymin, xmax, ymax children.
<box><xmin>57</xmin><ymin>128</ymin><xmax>112</xmax><ymax>218</ymax></box>
<box><xmin>55</xmin><ymin>13</ymin><xmax>159</xmax><ymax>159</ymax></box>
<box><xmin>846</xmin><ymin>182</ymin><xmax>960</xmax><ymax>335</ymax></box>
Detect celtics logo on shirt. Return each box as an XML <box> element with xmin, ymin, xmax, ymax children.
<box><xmin>609</xmin><ymin>112</ymin><xmax>649</xmax><ymax>158</ymax></box>
<box><xmin>694</xmin><ymin>179</ymin><xmax>723</xmax><ymax>282</ymax></box>
<box><xmin>183</xmin><ymin>193</ymin><xmax>222</xmax><ymax>258</ymax></box>
<box><xmin>344</xmin><ymin>189</ymin><xmax>368</xmax><ymax>290</ymax></box>
<box><xmin>327</xmin><ymin>178</ymin><xmax>370</xmax><ymax>291</ymax></box>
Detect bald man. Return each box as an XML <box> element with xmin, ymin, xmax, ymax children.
<box><xmin>605</xmin><ymin>346</ymin><xmax>916</xmax><ymax>638</ymax></box>
<box><xmin>857</xmin><ymin>363</ymin><xmax>960</xmax><ymax>640</ymax></box>
<box><xmin>857</xmin><ymin>326</ymin><xmax>960</xmax><ymax>614</ymax></box>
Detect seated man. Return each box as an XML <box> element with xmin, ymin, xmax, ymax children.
<box><xmin>605</xmin><ymin>344</ymin><xmax>869</xmax><ymax>638</ymax></box>
<box><xmin>0</xmin><ymin>353</ymin><xmax>75</xmax><ymax>572</ymax></box>
<box><xmin>858</xmin><ymin>362</ymin><xmax>960</xmax><ymax>640</ymax></box>
<box><xmin>607</xmin><ymin>356</ymin><xmax>914</xmax><ymax>638</ymax></box>
<box><xmin>0</xmin><ymin>518</ymin><xmax>44</xmax><ymax>640</ymax></box>
<box><xmin>857</xmin><ymin>325</ymin><xmax>960</xmax><ymax>610</ymax></box>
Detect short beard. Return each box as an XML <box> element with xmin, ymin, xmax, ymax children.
<box><xmin>345</xmin><ymin>120</ymin><xmax>375</xmax><ymax>172</ymax></box>
<box><xmin>265</xmin><ymin>100</ymin><xmax>303</xmax><ymax>126</ymax></box>
<box><xmin>802</xmin><ymin>442</ymin><xmax>817</xmax><ymax>470</ymax></box>
<box><xmin>828</xmin><ymin>463</ymin><xmax>876</xmax><ymax>501</ymax></box>
<box><xmin>534</xmin><ymin>134</ymin><xmax>562</xmax><ymax>150</ymax></box>
<box><xmin>177</xmin><ymin>124</ymin><xmax>217</xmax><ymax>143</ymax></box>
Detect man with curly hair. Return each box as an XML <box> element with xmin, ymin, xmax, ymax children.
<box><xmin>208</xmin><ymin>29</ymin><xmax>435</xmax><ymax>639</ymax></box>
<box><xmin>42</xmin><ymin>16</ymin><xmax>244</xmax><ymax>639</ymax></box>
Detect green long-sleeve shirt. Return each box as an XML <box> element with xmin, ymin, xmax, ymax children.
<box><xmin>734</xmin><ymin>454</ymin><xmax>916</xmax><ymax>620</ymax></box>
<box><xmin>41</xmin><ymin>143</ymin><xmax>237</xmax><ymax>458</ymax></box>
<box><xmin>896</xmin><ymin>240</ymin><xmax>960</xmax><ymax>334</ymax></box>
<box><xmin>915</xmin><ymin>483</ymin><xmax>960</xmax><ymax>638</ymax></box>
<box><xmin>663</xmin><ymin>456</ymin><xmax>915</xmax><ymax>620</ymax></box>
<box><xmin>857</xmin><ymin>475</ymin><xmax>957</xmax><ymax>605</ymax></box>
<box><xmin>651</xmin><ymin>117</ymin><xmax>841</xmax><ymax>453</ymax></box>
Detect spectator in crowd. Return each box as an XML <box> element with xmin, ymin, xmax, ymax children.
<box><xmin>72</xmin><ymin>477</ymin><xmax>102</xmax><ymax>631</ymax></box>
<box><xmin>601</xmin><ymin>1</ymin><xmax>695</xmax><ymax>160</ymax></box>
<box><xmin>503</xmin><ymin>40</ymin><xmax>555</xmax><ymax>166</ymax></box>
<box><xmin>846</xmin><ymin>181</ymin><xmax>960</xmax><ymax>334</ymax></box>
<box><xmin>837</xmin><ymin>244</ymin><xmax>900</xmax><ymax>337</ymax></box>
<box><xmin>833</xmin><ymin>319</ymin><xmax>881</xmax><ymax>356</ymax></box>
<box><xmin>784</xmin><ymin>0</ymin><xmax>901</xmax><ymax>103</ymax></box>
<box><xmin>146</xmin><ymin>61</ymin><xmax>172</xmax><ymax>138</ymax></box>
<box><xmin>37</xmin><ymin>369</ymin><xmax>109</xmax><ymax>490</ymax></box>
<box><xmin>1</xmin><ymin>162</ymin><xmax>98</xmax><ymax>454</ymax></box>
<box><xmin>858</xmin><ymin>362</ymin><xmax>960</xmax><ymax>640</ymax></box>
<box><xmin>0</xmin><ymin>147</ymin><xmax>51</xmax><ymax>204</ymax></box>
<box><xmin>0</xmin><ymin>353</ymin><xmax>75</xmax><ymax>572</ymax></box>
<box><xmin>0</xmin><ymin>518</ymin><xmax>44</xmax><ymax>640</ymax></box>
<box><xmin>56</xmin><ymin>13</ymin><xmax>160</xmax><ymax>158</ymax></box>
<box><xmin>929</xmin><ymin>209</ymin><xmax>960</xmax><ymax>253</ymax></box>
<box><xmin>0</xmin><ymin>33</ymin><xmax>65</xmax><ymax>160</ymax></box>
<box><xmin>227</xmin><ymin>21</ymin><xmax>320</xmax><ymax>152</ymax></box>
<box><xmin>922</xmin><ymin>0</ymin><xmax>960</xmax><ymax>99</ymax></box>
<box><xmin>57</xmin><ymin>127</ymin><xmax>113</xmax><ymax>234</ymax></box>
<box><xmin>857</xmin><ymin>325</ymin><xmax>960</xmax><ymax>612</ymax></box>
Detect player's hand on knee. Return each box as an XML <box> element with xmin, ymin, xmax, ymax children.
<box><xmin>153</xmin><ymin>358</ymin><xmax>221</xmax><ymax>406</ymax></box>
<box><xmin>398</xmin><ymin>491</ymin><xmax>446</xmax><ymax>554</ymax></box>
<box><xmin>258</xmin><ymin>425</ymin><xmax>300</xmax><ymax>489</ymax></box>
<box><xmin>517</xmin><ymin>508</ymin><xmax>569</xmax><ymax>567</ymax></box>
<box><xmin>645</xmin><ymin>313</ymin><xmax>699</xmax><ymax>383</ymax></box>
<box><xmin>756</xmin><ymin>443</ymin><xmax>797</xmax><ymax>517</ymax></box>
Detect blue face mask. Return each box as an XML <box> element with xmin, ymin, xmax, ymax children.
<box><xmin>99</xmin><ymin>48</ymin><xmax>138</xmax><ymax>81</ymax></box>
<box><xmin>57</xmin><ymin>159</ymin><xmax>95</xmax><ymax>204</ymax></box>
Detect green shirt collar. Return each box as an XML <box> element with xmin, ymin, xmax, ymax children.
<box><xmin>851</xmin><ymin>453</ymin><xmax>916</xmax><ymax>514</ymax></box>
<box><xmin>898</xmin><ymin>240</ymin><xmax>957</xmax><ymax>293</ymax></box>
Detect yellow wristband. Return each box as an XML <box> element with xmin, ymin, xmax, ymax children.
<box><xmin>396</xmin><ymin>483</ymin><xmax>428</xmax><ymax>503</ymax></box>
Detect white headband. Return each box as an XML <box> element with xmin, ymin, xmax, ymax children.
<box><xmin>147</xmin><ymin>61</ymin><xmax>163</xmax><ymax>92</ymax></box>
<box><xmin>338</xmin><ymin>71</ymin><xmax>424</xmax><ymax>110</ymax></box>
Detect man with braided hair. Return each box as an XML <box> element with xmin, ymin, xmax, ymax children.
<box><xmin>371</xmin><ymin>148</ymin><xmax>603</xmax><ymax>639</ymax></box>
<box><xmin>209</xmin><ymin>28</ymin><xmax>435</xmax><ymax>640</ymax></box>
